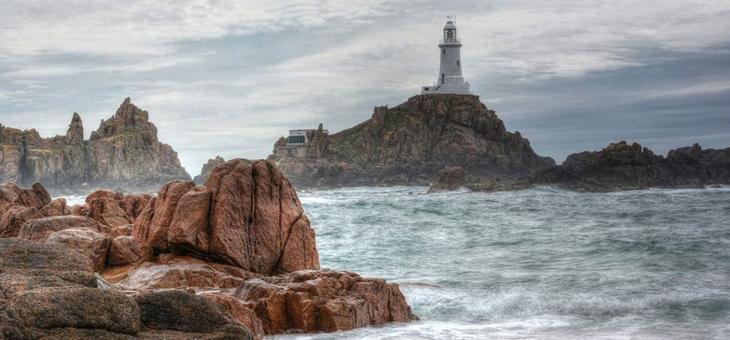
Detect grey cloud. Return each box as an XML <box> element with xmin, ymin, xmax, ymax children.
<box><xmin>1</xmin><ymin>0</ymin><xmax>729</xmax><ymax>174</ymax></box>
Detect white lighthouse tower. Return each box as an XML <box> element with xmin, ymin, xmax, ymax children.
<box><xmin>422</xmin><ymin>18</ymin><xmax>471</xmax><ymax>95</ymax></box>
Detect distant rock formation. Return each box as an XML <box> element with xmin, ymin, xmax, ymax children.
<box><xmin>194</xmin><ymin>155</ymin><xmax>225</xmax><ymax>184</ymax></box>
<box><xmin>0</xmin><ymin>98</ymin><xmax>190</xmax><ymax>193</ymax></box>
<box><xmin>0</xmin><ymin>160</ymin><xmax>416</xmax><ymax>338</ymax></box>
<box><xmin>268</xmin><ymin>94</ymin><xmax>554</xmax><ymax>188</ymax></box>
<box><xmin>534</xmin><ymin>141</ymin><xmax>730</xmax><ymax>192</ymax></box>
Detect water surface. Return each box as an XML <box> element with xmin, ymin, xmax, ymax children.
<box><xmin>276</xmin><ymin>186</ymin><xmax>730</xmax><ymax>339</ymax></box>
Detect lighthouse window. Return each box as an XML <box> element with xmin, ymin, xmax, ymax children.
<box><xmin>457</xmin><ymin>60</ymin><xmax>460</xmax><ymax>66</ymax></box>
<box><xmin>442</xmin><ymin>49</ymin><xmax>445</xmax><ymax>54</ymax></box>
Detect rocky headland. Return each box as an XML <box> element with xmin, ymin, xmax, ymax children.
<box><xmin>0</xmin><ymin>159</ymin><xmax>416</xmax><ymax>339</ymax></box>
<box><xmin>532</xmin><ymin>141</ymin><xmax>730</xmax><ymax>192</ymax></box>
<box><xmin>0</xmin><ymin>98</ymin><xmax>190</xmax><ymax>195</ymax></box>
<box><xmin>426</xmin><ymin>141</ymin><xmax>730</xmax><ymax>193</ymax></box>
<box><xmin>268</xmin><ymin>94</ymin><xmax>555</xmax><ymax>188</ymax></box>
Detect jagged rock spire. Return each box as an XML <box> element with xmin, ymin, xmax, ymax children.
<box><xmin>65</xmin><ymin>112</ymin><xmax>84</xmax><ymax>144</ymax></box>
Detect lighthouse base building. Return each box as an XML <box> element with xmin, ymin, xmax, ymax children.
<box><xmin>422</xmin><ymin>19</ymin><xmax>471</xmax><ymax>95</ymax></box>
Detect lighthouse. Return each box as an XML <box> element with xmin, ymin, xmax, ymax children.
<box><xmin>422</xmin><ymin>18</ymin><xmax>471</xmax><ymax>95</ymax></box>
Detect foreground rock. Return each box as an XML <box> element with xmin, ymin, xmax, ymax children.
<box><xmin>0</xmin><ymin>98</ymin><xmax>190</xmax><ymax>194</ymax></box>
<box><xmin>133</xmin><ymin>159</ymin><xmax>319</xmax><ymax>275</ymax></box>
<box><xmin>268</xmin><ymin>94</ymin><xmax>554</xmax><ymax>188</ymax></box>
<box><xmin>237</xmin><ymin>270</ymin><xmax>416</xmax><ymax>334</ymax></box>
<box><xmin>534</xmin><ymin>141</ymin><xmax>730</xmax><ymax>192</ymax></box>
<box><xmin>0</xmin><ymin>161</ymin><xmax>416</xmax><ymax>338</ymax></box>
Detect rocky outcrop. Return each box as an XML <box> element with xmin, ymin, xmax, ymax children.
<box><xmin>236</xmin><ymin>270</ymin><xmax>416</xmax><ymax>334</ymax></box>
<box><xmin>534</xmin><ymin>141</ymin><xmax>730</xmax><ymax>192</ymax></box>
<box><xmin>427</xmin><ymin>166</ymin><xmax>466</xmax><ymax>193</ymax></box>
<box><xmin>0</xmin><ymin>98</ymin><xmax>190</xmax><ymax>194</ymax></box>
<box><xmin>132</xmin><ymin>159</ymin><xmax>320</xmax><ymax>275</ymax></box>
<box><xmin>268</xmin><ymin>94</ymin><xmax>554</xmax><ymax>188</ymax></box>
<box><xmin>0</xmin><ymin>161</ymin><xmax>415</xmax><ymax>338</ymax></box>
<box><xmin>194</xmin><ymin>155</ymin><xmax>225</xmax><ymax>184</ymax></box>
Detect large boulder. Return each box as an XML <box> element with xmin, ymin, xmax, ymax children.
<box><xmin>18</xmin><ymin>215</ymin><xmax>101</xmax><ymax>242</ymax></box>
<box><xmin>87</xmin><ymin>197</ymin><xmax>131</xmax><ymax>228</ymax></box>
<box><xmin>0</xmin><ymin>206</ymin><xmax>43</xmax><ymax>238</ymax></box>
<box><xmin>14</xmin><ymin>287</ymin><xmax>141</xmax><ymax>335</ymax></box>
<box><xmin>133</xmin><ymin>181</ymin><xmax>195</xmax><ymax>253</ymax></box>
<box><xmin>0</xmin><ymin>238</ymin><xmax>93</xmax><ymax>272</ymax></box>
<box><xmin>0</xmin><ymin>182</ymin><xmax>50</xmax><ymax>214</ymax></box>
<box><xmin>205</xmin><ymin>160</ymin><xmax>319</xmax><ymax>273</ymax></box>
<box><xmin>133</xmin><ymin>159</ymin><xmax>319</xmax><ymax>275</ymax></box>
<box><xmin>45</xmin><ymin>227</ymin><xmax>111</xmax><ymax>272</ymax></box>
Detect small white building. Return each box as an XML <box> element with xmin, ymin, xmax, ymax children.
<box><xmin>422</xmin><ymin>18</ymin><xmax>471</xmax><ymax>95</ymax></box>
<box><xmin>286</xmin><ymin>128</ymin><xmax>329</xmax><ymax>146</ymax></box>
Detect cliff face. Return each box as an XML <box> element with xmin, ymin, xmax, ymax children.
<box><xmin>269</xmin><ymin>94</ymin><xmax>554</xmax><ymax>187</ymax></box>
<box><xmin>0</xmin><ymin>98</ymin><xmax>190</xmax><ymax>193</ymax></box>
<box><xmin>534</xmin><ymin>141</ymin><xmax>730</xmax><ymax>191</ymax></box>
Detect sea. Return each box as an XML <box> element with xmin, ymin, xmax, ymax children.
<box><xmin>65</xmin><ymin>185</ymin><xmax>730</xmax><ymax>339</ymax></box>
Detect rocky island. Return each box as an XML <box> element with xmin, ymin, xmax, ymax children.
<box><xmin>0</xmin><ymin>98</ymin><xmax>190</xmax><ymax>195</ymax></box>
<box><xmin>268</xmin><ymin>94</ymin><xmax>555</xmax><ymax>188</ymax></box>
<box><xmin>533</xmin><ymin>141</ymin><xmax>730</xmax><ymax>192</ymax></box>
<box><xmin>0</xmin><ymin>159</ymin><xmax>415</xmax><ymax>339</ymax></box>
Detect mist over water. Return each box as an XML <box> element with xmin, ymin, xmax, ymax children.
<box><xmin>276</xmin><ymin>186</ymin><xmax>730</xmax><ymax>339</ymax></box>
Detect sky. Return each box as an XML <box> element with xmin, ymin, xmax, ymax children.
<box><xmin>1</xmin><ymin>0</ymin><xmax>729</xmax><ymax>176</ymax></box>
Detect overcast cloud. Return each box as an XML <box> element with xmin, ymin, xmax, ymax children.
<box><xmin>1</xmin><ymin>0</ymin><xmax>729</xmax><ymax>175</ymax></box>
